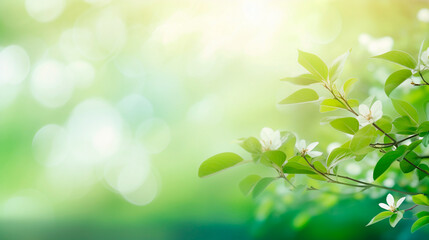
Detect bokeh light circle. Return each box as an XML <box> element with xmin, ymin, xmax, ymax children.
<box><xmin>25</xmin><ymin>0</ymin><xmax>65</xmax><ymax>23</ymax></box>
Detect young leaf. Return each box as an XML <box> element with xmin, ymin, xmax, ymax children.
<box><xmin>412</xmin><ymin>194</ymin><xmax>429</xmax><ymax>206</ymax></box>
<box><xmin>373</xmin><ymin>50</ymin><xmax>417</xmax><ymax>69</ymax></box>
<box><xmin>278</xmin><ymin>133</ymin><xmax>296</xmax><ymax>159</ymax></box>
<box><xmin>423</xmin><ymin>134</ymin><xmax>429</xmax><ymax>148</ymax></box>
<box><xmin>281</xmin><ymin>74</ymin><xmax>320</xmax><ymax>85</ymax></box>
<box><xmin>343</xmin><ymin>78</ymin><xmax>358</xmax><ymax>96</ymax></box>
<box><xmin>417</xmin><ymin>121</ymin><xmax>429</xmax><ymax>133</ymax></box>
<box><xmin>373</xmin><ymin>147</ymin><xmax>406</xmax><ymax>180</ymax></box>
<box><xmin>366</xmin><ymin>211</ymin><xmax>394</xmax><ymax>226</ymax></box>
<box><xmin>329</xmin><ymin>49</ymin><xmax>350</xmax><ymax>82</ymax></box>
<box><xmin>239</xmin><ymin>175</ymin><xmax>261</xmax><ymax>196</ymax></box>
<box><xmin>375</xmin><ymin>116</ymin><xmax>393</xmax><ymax>134</ymax></box>
<box><xmin>389</xmin><ymin>211</ymin><xmax>403</xmax><ymax>227</ymax></box>
<box><xmin>330</xmin><ymin>117</ymin><xmax>359</xmax><ymax>135</ymax></box>
<box><xmin>239</xmin><ymin>137</ymin><xmax>262</xmax><ymax>154</ymax></box>
<box><xmin>384</xmin><ymin>69</ymin><xmax>412</xmax><ymax>96</ymax></box>
<box><xmin>198</xmin><ymin>152</ymin><xmax>244</xmax><ymax>177</ymax></box>
<box><xmin>262</xmin><ymin>150</ymin><xmax>286</xmax><ymax>168</ymax></box>
<box><xmin>320</xmin><ymin>99</ymin><xmax>347</xmax><ymax>112</ymax></box>
<box><xmin>252</xmin><ymin>177</ymin><xmax>277</xmax><ymax>198</ymax></box>
<box><xmin>350</xmin><ymin>125</ymin><xmax>376</xmax><ymax>154</ymax></box>
<box><xmin>391</xmin><ymin>99</ymin><xmax>419</xmax><ymax>125</ymax></box>
<box><xmin>298</xmin><ymin>50</ymin><xmax>329</xmax><ymax>80</ymax></box>
<box><xmin>279</xmin><ymin>88</ymin><xmax>319</xmax><ymax>104</ymax></box>
<box><xmin>327</xmin><ymin>147</ymin><xmax>353</xmax><ymax>168</ymax></box>
<box><xmin>411</xmin><ymin>216</ymin><xmax>429</xmax><ymax>233</ymax></box>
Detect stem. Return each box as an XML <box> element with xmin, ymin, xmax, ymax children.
<box><xmin>418</xmin><ymin>71</ymin><xmax>429</xmax><ymax>85</ymax></box>
<box><xmin>404</xmin><ymin>205</ymin><xmax>418</xmax><ymax>212</ymax></box>
<box><xmin>370</xmin><ymin>134</ymin><xmax>419</xmax><ymax>148</ymax></box>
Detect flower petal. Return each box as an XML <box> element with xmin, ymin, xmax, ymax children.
<box><xmin>371</xmin><ymin>100</ymin><xmax>382</xmax><ymax>116</ymax></box>
<box><xmin>359</xmin><ymin>104</ymin><xmax>370</xmax><ymax>116</ymax></box>
<box><xmin>357</xmin><ymin>116</ymin><xmax>369</xmax><ymax>126</ymax></box>
<box><xmin>297</xmin><ymin>139</ymin><xmax>306</xmax><ymax>151</ymax></box>
<box><xmin>307</xmin><ymin>142</ymin><xmax>319</xmax><ymax>152</ymax></box>
<box><xmin>308</xmin><ymin>151</ymin><xmax>322</xmax><ymax>158</ymax></box>
<box><xmin>387</xmin><ymin>193</ymin><xmax>394</xmax><ymax>207</ymax></box>
<box><xmin>396</xmin><ymin>197</ymin><xmax>406</xmax><ymax>208</ymax></box>
<box><xmin>379</xmin><ymin>203</ymin><xmax>390</xmax><ymax>211</ymax></box>
<box><xmin>260</xmin><ymin>127</ymin><xmax>273</xmax><ymax>141</ymax></box>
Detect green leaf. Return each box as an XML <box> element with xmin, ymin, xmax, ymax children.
<box><xmin>327</xmin><ymin>147</ymin><xmax>353</xmax><ymax>168</ymax></box>
<box><xmin>373</xmin><ymin>147</ymin><xmax>406</xmax><ymax>180</ymax></box>
<box><xmin>375</xmin><ymin>116</ymin><xmax>393</xmax><ymax>134</ymax></box>
<box><xmin>283</xmin><ymin>162</ymin><xmax>316</xmax><ymax>175</ymax></box>
<box><xmin>389</xmin><ymin>211</ymin><xmax>404</xmax><ymax>228</ymax></box>
<box><xmin>239</xmin><ymin>175</ymin><xmax>261</xmax><ymax>196</ymax></box>
<box><xmin>320</xmin><ymin>99</ymin><xmax>358</xmax><ymax>112</ymax></box>
<box><xmin>252</xmin><ymin>177</ymin><xmax>277</xmax><ymax>198</ymax></box>
<box><xmin>412</xmin><ymin>194</ymin><xmax>429</xmax><ymax>206</ymax></box>
<box><xmin>417</xmin><ymin>211</ymin><xmax>429</xmax><ymax>218</ymax></box>
<box><xmin>239</xmin><ymin>137</ymin><xmax>262</xmax><ymax>154</ymax></box>
<box><xmin>400</xmin><ymin>151</ymin><xmax>421</xmax><ymax>173</ymax></box>
<box><xmin>350</xmin><ymin>125</ymin><xmax>377</xmax><ymax>154</ymax></box>
<box><xmin>385</xmin><ymin>69</ymin><xmax>412</xmax><ymax>96</ymax></box>
<box><xmin>330</xmin><ymin>117</ymin><xmax>359</xmax><ymax>135</ymax></box>
<box><xmin>392</xmin><ymin>99</ymin><xmax>419</xmax><ymax>125</ymax></box>
<box><xmin>278</xmin><ymin>133</ymin><xmax>296</xmax><ymax>159</ymax></box>
<box><xmin>313</xmin><ymin>161</ymin><xmax>327</xmax><ymax>173</ymax></box>
<box><xmin>198</xmin><ymin>152</ymin><xmax>244</xmax><ymax>177</ymax></box>
<box><xmin>423</xmin><ymin>134</ymin><xmax>429</xmax><ymax>148</ymax></box>
<box><xmin>366</xmin><ymin>211</ymin><xmax>394</xmax><ymax>226</ymax></box>
<box><xmin>411</xmin><ymin>216</ymin><xmax>429</xmax><ymax>233</ymax></box>
<box><xmin>393</xmin><ymin>116</ymin><xmax>418</xmax><ymax>135</ymax></box>
<box><xmin>343</xmin><ymin>78</ymin><xmax>358</xmax><ymax>96</ymax></box>
<box><xmin>298</xmin><ymin>50</ymin><xmax>329</xmax><ymax>80</ymax></box>
<box><xmin>418</xmin><ymin>164</ymin><xmax>429</xmax><ymax>181</ymax></box>
<box><xmin>262</xmin><ymin>150</ymin><xmax>286</xmax><ymax>168</ymax></box>
<box><xmin>279</xmin><ymin>88</ymin><xmax>319</xmax><ymax>104</ymax></box>
<box><xmin>373</xmin><ymin>50</ymin><xmax>417</xmax><ymax>69</ymax></box>
<box><xmin>329</xmin><ymin>49</ymin><xmax>350</xmax><ymax>82</ymax></box>
<box><xmin>281</xmin><ymin>74</ymin><xmax>320</xmax><ymax>85</ymax></box>
<box><xmin>417</xmin><ymin>121</ymin><xmax>429</xmax><ymax>133</ymax></box>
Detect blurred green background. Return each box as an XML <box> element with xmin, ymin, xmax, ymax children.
<box><xmin>0</xmin><ymin>0</ymin><xmax>428</xmax><ymax>239</ymax></box>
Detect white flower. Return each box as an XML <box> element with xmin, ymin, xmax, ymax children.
<box><xmin>379</xmin><ymin>193</ymin><xmax>405</xmax><ymax>212</ymax></box>
<box><xmin>420</xmin><ymin>47</ymin><xmax>429</xmax><ymax>66</ymax></box>
<box><xmin>356</xmin><ymin>100</ymin><xmax>383</xmax><ymax>126</ymax></box>
<box><xmin>259</xmin><ymin>127</ymin><xmax>283</xmax><ymax>151</ymax></box>
<box><xmin>296</xmin><ymin>140</ymin><xmax>322</xmax><ymax>158</ymax></box>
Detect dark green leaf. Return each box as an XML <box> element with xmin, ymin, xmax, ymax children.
<box><xmin>384</xmin><ymin>69</ymin><xmax>412</xmax><ymax>96</ymax></box>
<box><xmin>279</xmin><ymin>88</ymin><xmax>319</xmax><ymax>104</ymax></box>
<box><xmin>330</xmin><ymin>117</ymin><xmax>359</xmax><ymax>135</ymax></box>
<box><xmin>373</xmin><ymin>147</ymin><xmax>406</xmax><ymax>180</ymax></box>
<box><xmin>417</xmin><ymin>211</ymin><xmax>429</xmax><ymax>218</ymax></box>
<box><xmin>418</xmin><ymin>164</ymin><xmax>429</xmax><ymax>181</ymax></box>
<box><xmin>298</xmin><ymin>50</ymin><xmax>329</xmax><ymax>80</ymax></box>
<box><xmin>198</xmin><ymin>152</ymin><xmax>244</xmax><ymax>177</ymax></box>
<box><xmin>373</xmin><ymin>50</ymin><xmax>417</xmax><ymax>69</ymax></box>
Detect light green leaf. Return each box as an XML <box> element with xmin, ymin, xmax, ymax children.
<box><xmin>239</xmin><ymin>175</ymin><xmax>261</xmax><ymax>196</ymax></box>
<box><xmin>313</xmin><ymin>161</ymin><xmax>327</xmax><ymax>173</ymax></box>
<box><xmin>283</xmin><ymin>162</ymin><xmax>316</xmax><ymax>175</ymax></box>
<box><xmin>281</xmin><ymin>74</ymin><xmax>321</xmax><ymax>85</ymax></box>
<box><xmin>343</xmin><ymin>78</ymin><xmax>358</xmax><ymax>96</ymax></box>
<box><xmin>239</xmin><ymin>137</ymin><xmax>262</xmax><ymax>154</ymax></box>
<box><xmin>373</xmin><ymin>50</ymin><xmax>417</xmax><ymax>69</ymax></box>
<box><xmin>278</xmin><ymin>133</ymin><xmax>296</xmax><ymax>159</ymax></box>
<box><xmin>400</xmin><ymin>151</ymin><xmax>421</xmax><ymax>173</ymax></box>
<box><xmin>412</xmin><ymin>194</ymin><xmax>429</xmax><ymax>206</ymax></box>
<box><xmin>350</xmin><ymin>125</ymin><xmax>377</xmax><ymax>154</ymax></box>
<box><xmin>373</xmin><ymin>147</ymin><xmax>406</xmax><ymax>180</ymax></box>
<box><xmin>384</xmin><ymin>69</ymin><xmax>412</xmax><ymax>96</ymax></box>
<box><xmin>393</xmin><ymin>116</ymin><xmax>418</xmax><ymax>135</ymax></box>
<box><xmin>298</xmin><ymin>50</ymin><xmax>329</xmax><ymax>80</ymax></box>
<box><xmin>262</xmin><ymin>150</ymin><xmax>286</xmax><ymax>168</ymax></box>
<box><xmin>198</xmin><ymin>152</ymin><xmax>244</xmax><ymax>177</ymax></box>
<box><xmin>411</xmin><ymin>216</ymin><xmax>429</xmax><ymax>233</ymax></box>
<box><xmin>280</xmin><ymin>88</ymin><xmax>319</xmax><ymax>104</ymax></box>
<box><xmin>330</xmin><ymin>117</ymin><xmax>359</xmax><ymax>135</ymax></box>
<box><xmin>252</xmin><ymin>177</ymin><xmax>278</xmax><ymax>198</ymax></box>
<box><xmin>329</xmin><ymin>49</ymin><xmax>350</xmax><ymax>82</ymax></box>
<box><xmin>423</xmin><ymin>134</ymin><xmax>429</xmax><ymax>148</ymax></box>
<box><xmin>366</xmin><ymin>211</ymin><xmax>394</xmax><ymax>226</ymax></box>
<box><xmin>327</xmin><ymin>147</ymin><xmax>353</xmax><ymax>168</ymax></box>
<box><xmin>389</xmin><ymin>211</ymin><xmax>403</xmax><ymax>227</ymax></box>
<box><xmin>320</xmin><ymin>99</ymin><xmax>358</xmax><ymax>112</ymax></box>
<box><xmin>391</xmin><ymin>99</ymin><xmax>419</xmax><ymax>125</ymax></box>
<box><xmin>417</xmin><ymin>121</ymin><xmax>429</xmax><ymax>133</ymax></box>
<box><xmin>375</xmin><ymin>116</ymin><xmax>393</xmax><ymax>134</ymax></box>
